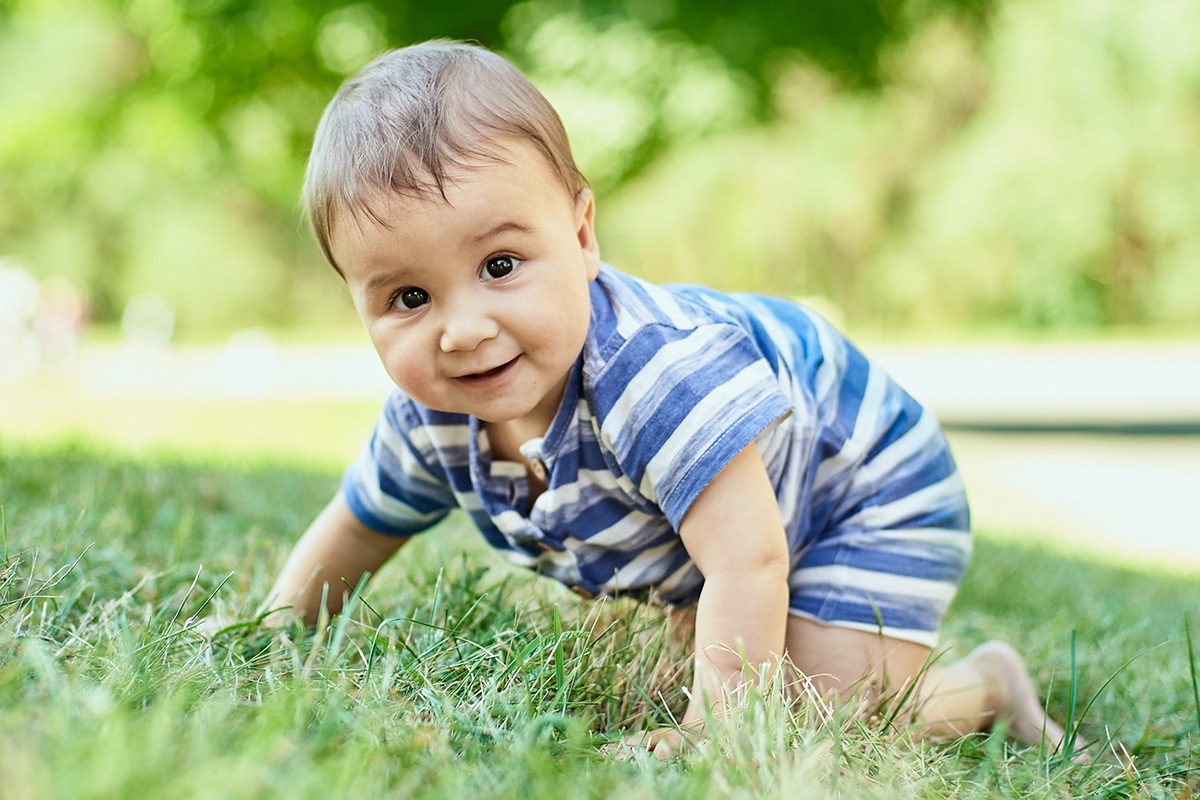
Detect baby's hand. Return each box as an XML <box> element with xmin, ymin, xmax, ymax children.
<box><xmin>641</xmin><ymin>727</ymin><xmax>687</xmax><ymax>760</ymax></box>
<box><xmin>606</xmin><ymin>726</ymin><xmax>702</xmax><ymax>761</ymax></box>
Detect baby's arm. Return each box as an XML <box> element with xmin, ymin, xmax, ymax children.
<box><xmin>261</xmin><ymin>492</ymin><xmax>408</xmax><ymax>626</ymax></box>
<box><xmin>674</xmin><ymin>443</ymin><xmax>791</xmax><ymax>735</ymax></box>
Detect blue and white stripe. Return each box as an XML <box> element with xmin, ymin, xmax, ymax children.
<box><xmin>342</xmin><ymin>264</ymin><xmax>971</xmax><ymax>644</ymax></box>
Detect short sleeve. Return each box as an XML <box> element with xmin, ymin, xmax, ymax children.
<box><xmin>341</xmin><ymin>397</ymin><xmax>459</xmax><ymax>536</ymax></box>
<box><xmin>589</xmin><ymin>322</ymin><xmax>793</xmax><ymax>528</ymax></box>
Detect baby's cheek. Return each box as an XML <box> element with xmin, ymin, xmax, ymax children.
<box><xmin>377</xmin><ymin>348</ymin><xmax>413</xmax><ymax>387</ymax></box>
<box><xmin>390</xmin><ymin>359</ymin><xmax>422</xmax><ymax>390</ymax></box>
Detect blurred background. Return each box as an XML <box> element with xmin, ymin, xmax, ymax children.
<box><xmin>1</xmin><ymin>0</ymin><xmax>1198</xmax><ymax>568</ymax></box>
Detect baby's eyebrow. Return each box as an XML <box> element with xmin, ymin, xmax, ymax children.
<box><xmin>471</xmin><ymin>221</ymin><xmax>535</xmax><ymax>244</ymax></box>
<box><xmin>361</xmin><ymin>271</ymin><xmax>403</xmax><ymax>298</ymax></box>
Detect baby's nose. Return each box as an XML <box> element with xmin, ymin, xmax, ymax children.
<box><xmin>439</xmin><ymin>303</ymin><xmax>499</xmax><ymax>352</ymax></box>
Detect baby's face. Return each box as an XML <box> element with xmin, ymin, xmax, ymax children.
<box><xmin>330</xmin><ymin>140</ymin><xmax>599</xmax><ymax>430</ymax></box>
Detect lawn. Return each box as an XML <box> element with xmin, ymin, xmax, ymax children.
<box><xmin>1</xmin><ymin>439</ymin><xmax>1198</xmax><ymax>798</ymax></box>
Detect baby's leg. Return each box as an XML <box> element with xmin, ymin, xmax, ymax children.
<box><xmin>785</xmin><ymin>616</ymin><xmax>1081</xmax><ymax>756</ymax></box>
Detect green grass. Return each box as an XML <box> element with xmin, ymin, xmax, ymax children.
<box><xmin>0</xmin><ymin>385</ymin><xmax>381</xmax><ymax>471</ymax></box>
<box><xmin>1</xmin><ymin>442</ymin><xmax>1198</xmax><ymax>798</ymax></box>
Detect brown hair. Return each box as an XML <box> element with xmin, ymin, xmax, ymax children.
<box><xmin>303</xmin><ymin>40</ymin><xmax>588</xmax><ymax>270</ymax></box>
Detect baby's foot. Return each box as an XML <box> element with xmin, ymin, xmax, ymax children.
<box><xmin>965</xmin><ymin>641</ymin><xmax>1090</xmax><ymax>762</ymax></box>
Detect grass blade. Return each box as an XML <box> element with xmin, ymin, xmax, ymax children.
<box><xmin>327</xmin><ymin>571</ymin><xmax>373</xmax><ymax>665</ymax></box>
<box><xmin>1062</xmin><ymin>630</ymin><xmax>1078</xmax><ymax>760</ymax></box>
<box><xmin>554</xmin><ymin>604</ymin><xmax>566</xmax><ymax>713</ymax></box>
<box><xmin>1186</xmin><ymin>615</ymin><xmax>1200</xmax><ymax>736</ymax></box>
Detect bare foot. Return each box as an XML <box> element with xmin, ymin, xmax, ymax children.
<box><xmin>965</xmin><ymin>641</ymin><xmax>1089</xmax><ymax>762</ymax></box>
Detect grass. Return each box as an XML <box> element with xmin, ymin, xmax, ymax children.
<box><xmin>0</xmin><ymin>385</ymin><xmax>381</xmax><ymax>471</ymax></box>
<box><xmin>2</xmin><ymin>442</ymin><xmax>1199</xmax><ymax>798</ymax></box>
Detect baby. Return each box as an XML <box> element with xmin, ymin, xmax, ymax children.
<box><xmin>265</xmin><ymin>40</ymin><xmax>1076</xmax><ymax>758</ymax></box>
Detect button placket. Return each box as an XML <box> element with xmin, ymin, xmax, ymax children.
<box><xmin>528</xmin><ymin>457</ymin><xmax>547</xmax><ymax>482</ymax></box>
<box><xmin>518</xmin><ymin>437</ymin><xmax>548</xmax><ymax>484</ymax></box>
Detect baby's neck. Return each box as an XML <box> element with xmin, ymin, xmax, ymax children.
<box><xmin>485</xmin><ymin>419</ymin><xmax>551</xmax><ymax>506</ymax></box>
<box><xmin>484</xmin><ymin>418</ymin><xmax>546</xmax><ymax>464</ymax></box>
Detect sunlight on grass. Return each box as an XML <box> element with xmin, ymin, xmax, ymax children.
<box><xmin>0</xmin><ymin>382</ymin><xmax>380</xmax><ymax>470</ymax></box>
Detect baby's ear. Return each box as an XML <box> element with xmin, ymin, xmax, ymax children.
<box><xmin>574</xmin><ymin>188</ymin><xmax>600</xmax><ymax>279</ymax></box>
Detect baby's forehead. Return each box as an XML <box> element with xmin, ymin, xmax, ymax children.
<box><xmin>338</xmin><ymin>170</ymin><xmax>479</xmax><ymax>229</ymax></box>
<box><xmin>333</xmin><ymin>169</ymin><xmax>570</xmax><ymax>248</ymax></box>
<box><xmin>354</xmin><ymin>143</ymin><xmax>569</xmax><ymax>213</ymax></box>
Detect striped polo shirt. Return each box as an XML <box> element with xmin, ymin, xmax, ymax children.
<box><xmin>342</xmin><ymin>263</ymin><xmax>970</xmax><ymax>610</ymax></box>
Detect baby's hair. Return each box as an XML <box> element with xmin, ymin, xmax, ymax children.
<box><xmin>303</xmin><ymin>40</ymin><xmax>587</xmax><ymax>270</ymax></box>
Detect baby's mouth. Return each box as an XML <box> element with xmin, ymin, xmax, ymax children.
<box><xmin>465</xmin><ymin>357</ymin><xmax>517</xmax><ymax>379</ymax></box>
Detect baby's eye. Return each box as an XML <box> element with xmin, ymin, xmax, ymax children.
<box><xmin>394</xmin><ymin>287</ymin><xmax>429</xmax><ymax>310</ymax></box>
<box><xmin>482</xmin><ymin>256</ymin><xmax>517</xmax><ymax>280</ymax></box>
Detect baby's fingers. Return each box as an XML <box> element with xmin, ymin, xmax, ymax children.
<box><xmin>602</xmin><ymin>728</ymin><xmax>690</xmax><ymax>761</ymax></box>
<box><xmin>599</xmin><ymin>734</ymin><xmax>649</xmax><ymax>761</ymax></box>
<box><xmin>648</xmin><ymin>728</ymin><xmax>684</xmax><ymax>760</ymax></box>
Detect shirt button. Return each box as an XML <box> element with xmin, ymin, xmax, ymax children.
<box><xmin>528</xmin><ymin>457</ymin><xmax>547</xmax><ymax>481</ymax></box>
<box><xmin>570</xmin><ymin>585</ymin><xmax>595</xmax><ymax>600</ymax></box>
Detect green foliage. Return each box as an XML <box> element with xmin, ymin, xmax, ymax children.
<box><xmin>0</xmin><ymin>0</ymin><xmax>351</xmax><ymax>329</ymax></box>
<box><xmin>3</xmin><ymin>0</ymin><xmax>937</xmax><ymax>334</ymax></box>
<box><xmin>1</xmin><ymin>443</ymin><xmax>1199</xmax><ymax>797</ymax></box>
<box><xmin>1</xmin><ymin>0</ymin><xmax>1198</xmax><ymax>334</ymax></box>
<box><xmin>507</xmin><ymin>6</ymin><xmax>755</xmax><ymax>193</ymax></box>
<box><xmin>603</xmin><ymin>0</ymin><xmax>1200</xmax><ymax>332</ymax></box>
